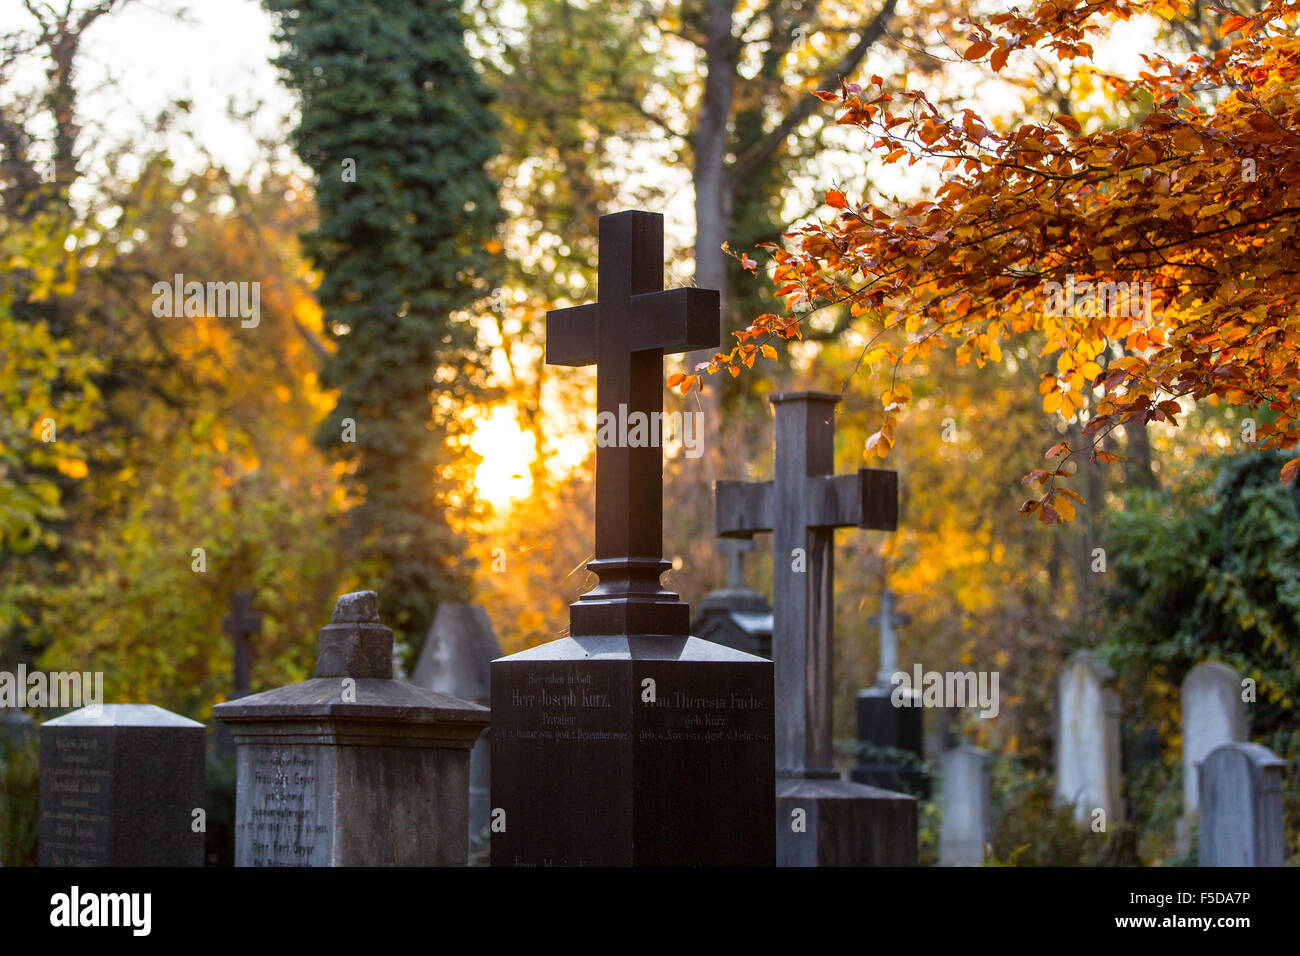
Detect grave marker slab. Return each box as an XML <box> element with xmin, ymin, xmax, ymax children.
<box><xmin>492</xmin><ymin>210</ymin><xmax>775</xmax><ymax>867</ymax></box>
<box><xmin>214</xmin><ymin>590</ymin><xmax>489</xmax><ymax>866</ymax></box>
<box><xmin>716</xmin><ymin>392</ymin><xmax>916</xmax><ymax>866</ymax></box>
<box><xmin>1055</xmin><ymin>651</ymin><xmax>1122</xmax><ymax>822</ymax></box>
<box><xmin>39</xmin><ymin>704</ymin><xmax>204</xmax><ymax>866</ymax></box>
<box><xmin>939</xmin><ymin>745</ymin><xmax>991</xmax><ymax>866</ymax></box>
<box><xmin>1199</xmin><ymin>742</ymin><xmax>1285</xmax><ymax>867</ymax></box>
<box><xmin>1182</xmin><ymin>661</ymin><xmax>1247</xmax><ymax>816</ymax></box>
<box><xmin>411</xmin><ymin>602</ymin><xmax>500</xmax><ymax>854</ymax></box>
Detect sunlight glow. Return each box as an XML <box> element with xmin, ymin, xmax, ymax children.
<box><xmin>470</xmin><ymin>405</ymin><xmax>536</xmax><ymax>508</ymax></box>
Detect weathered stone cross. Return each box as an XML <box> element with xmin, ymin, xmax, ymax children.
<box><xmin>222</xmin><ymin>590</ymin><xmax>261</xmax><ymax>699</ymax></box>
<box><xmin>716</xmin><ymin>392</ymin><xmax>897</xmax><ymax>778</ymax></box>
<box><xmin>869</xmin><ymin>587</ymin><xmax>911</xmax><ymax>689</ymax></box>
<box><xmin>547</xmin><ymin>210</ymin><xmax>718</xmax><ymax>638</ymax></box>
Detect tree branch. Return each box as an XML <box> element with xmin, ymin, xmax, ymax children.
<box><xmin>730</xmin><ymin>0</ymin><xmax>898</xmax><ymax>185</ymax></box>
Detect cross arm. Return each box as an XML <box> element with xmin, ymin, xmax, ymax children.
<box><xmin>545</xmin><ymin>303</ymin><xmax>598</xmax><ymax>367</ymax></box>
<box><xmin>715</xmin><ymin>479</ymin><xmax>774</xmax><ymax>537</ymax></box>
<box><xmin>629</xmin><ymin>288</ymin><xmax>720</xmax><ymax>355</ymax></box>
<box><xmin>806</xmin><ymin>468</ymin><xmax>898</xmax><ymax>530</ymax></box>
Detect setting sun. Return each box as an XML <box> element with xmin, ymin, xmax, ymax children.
<box><xmin>469</xmin><ymin>405</ymin><xmax>535</xmax><ymax>508</ymax></box>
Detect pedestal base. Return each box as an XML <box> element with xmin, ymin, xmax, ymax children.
<box><xmin>491</xmin><ymin>634</ymin><xmax>775</xmax><ymax>866</ymax></box>
<box><xmin>776</xmin><ymin>776</ymin><xmax>918</xmax><ymax>866</ymax></box>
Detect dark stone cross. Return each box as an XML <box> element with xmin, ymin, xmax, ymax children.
<box><xmin>720</xmin><ymin>536</ymin><xmax>754</xmax><ymax>592</ymax></box>
<box><xmin>547</xmin><ymin>209</ymin><xmax>717</xmax><ymax>638</ymax></box>
<box><xmin>854</xmin><ymin>586</ymin><xmax>927</xmax><ymax>799</ymax></box>
<box><xmin>717</xmin><ymin>393</ymin><xmax>915</xmax><ymax>866</ymax></box>
<box><xmin>223</xmin><ymin>590</ymin><xmax>261</xmax><ymax>699</ymax></box>
<box><xmin>492</xmin><ymin>210</ymin><xmax>775</xmax><ymax>866</ymax></box>
<box><xmin>716</xmin><ymin>392</ymin><xmax>898</xmax><ymax>778</ymax></box>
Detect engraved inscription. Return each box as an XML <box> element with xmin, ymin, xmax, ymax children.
<box><xmin>40</xmin><ymin>733</ymin><xmax>111</xmax><ymax>866</ymax></box>
<box><xmin>237</xmin><ymin>748</ymin><xmax>329</xmax><ymax>866</ymax></box>
<box><xmin>496</xmin><ymin>669</ymin><xmax>629</xmax><ymax>743</ymax></box>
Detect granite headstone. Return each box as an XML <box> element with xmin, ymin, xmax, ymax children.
<box><xmin>39</xmin><ymin>704</ymin><xmax>205</xmax><ymax>866</ymax></box>
<box><xmin>493</xmin><ymin>210</ymin><xmax>775</xmax><ymax>866</ymax></box>
<box><xmin>1182</xmin><ymin>661</ymin><xmax>1247</xmax><ymax>816</ymax></box>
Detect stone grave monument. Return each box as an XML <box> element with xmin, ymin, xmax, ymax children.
<box><xmin>1055</xmin><ymin>651</ymin><xmax>1122</xmax><ymax>823</ymax></box>
<box><xmin>492</xmin><ymin>209</ymin><xmax>775</xmax><ymax>867</ymax></box>
<box><xmin>939</xmin><ymin>744</ymin><xmax>991</xmax><ymax>866</ymax></box>
<box><xmin>39</xmin><ymin>704</ymin><xmax>205</xmax><ymax>866</ymax></box>
<box><xmin>214</xmin><ymin>590</ymin><xmax>489</xmax><ymax>866</ymax></box>
<box><xmin>689</xmin><ymin>537</ymin><xmax>773</xmax><ymax>659</ymax></box>
<box><xmin>716</xmin><ymin>391</ymin><xmax>917</xmax><ymax>866</ymax></box>
<box><xmin>1198</xmin><ymin>742</ymin><xmax>1286</xmax><ymax>867</ymax></box>
<box><xmin>851</xmin><ymin>587</ymin><xmax>927</xmax><ymax>796</ymax></box>
<box><xmin>1179</xmin><ymin>661</ymin><xmax>1246</xmax><ymax>852</ymax></box>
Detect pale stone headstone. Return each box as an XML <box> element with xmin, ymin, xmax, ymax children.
<box><xmin>1199</xmin><ymin>742</ymin><xmax>1286</xmax><ymax>867</ymax></box>
<box><xmin>1178</xmin><ymin>661</ymin><xmax>1247</xmax><ymax>854</ymax></box>
<box><xmin>411</xmin><ymin>602</ymin><xmax>500</xmax><ymax>854</ymax></box>
<box><xmin>940</xmin><ymin>745</ymin><xmax>991</xmax><ymax>866</ymax></box>
<box><xmin>1055</xmin><ymin>651</ymin><xmax>1122</xmax><ymax>823</ymax></box>
<box><xmin>214</xmin><ymin>590</ymin><xmax>489</xmax><ymax>866</ymax></box>
<box><xmin>39</xmin><ymin>704</ymin><xmax>205</xmax><ymax>866</ymax></box>
<box><xmin>1182</xmin><ymin>661</ymin><xmax>1247</xmax><ymax>815</ymax></box>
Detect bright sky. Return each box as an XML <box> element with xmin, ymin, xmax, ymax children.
<box><xmin>0</xmin><ymin>0</ymin><xmax>292</xmax><ymax>179</ymax></box>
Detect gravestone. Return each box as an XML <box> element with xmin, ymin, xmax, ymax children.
<box><xmin>689</xmin><ymin>537</ymin><xmax>773</xmax><ymax>658</ymax></box>
<box><xmin>939</xmin><ymin>745</ymin><xmax>991</xmax><ymax>866</ymax></box>
<box><xmin>411</xmin><ymin>602</ymin><xmax>500</xmax><ymax>854</ymax></box>
<box><xmin>1181</xmin><ymin>661</ymin><xmax>1246</xmax><ymax>817</ymax></box>
<box><xmin>1199</xmin><ymin>742</ymin><xmax>1286</xmax><ymax>867</ymax></box>
<box><xmin>851</xmin><ymin>588</ymin><xmax>927</xmax><ymax>796</ymax></box>
<box><xmin>717</xmin><ymin>392</ymin><xmax>917</xmax><ymax>866</ymax></box>
<box><xmin>1055</xmin><ymin>651</ymin><xmax>1122</xmax><ymax>823</ymax></box>
<box><xmin>214</xmin><ymin>590</ymin><xmax>489</xmax><ymax>866</ymax></box>
<box><xmin>214</xmin><ymin>590</ymin><xmax>262</xmax><ymax>756</ymax></box>
<box><xmin>492</xmin><ymin>210</ymin><xmax>775</xmax><ymax>867</ymax></box>
<box><xmin>39</xmin><ymin>704</ymin><xmax>205</xmax><ymax>866</ymax></box>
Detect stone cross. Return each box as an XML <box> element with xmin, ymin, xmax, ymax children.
<box><xmin>868</xmin><ymin>587</ymin><xmax>911</xmax><ymax>688</ymax></box>
<box><xmin>222</xmin><ymin>590</ymin><xmax>262</xmax><ymax>699</ymax></box>
<box><xmin>492</xmin><ymin>210</ymin><xmax>775</xmax><ymax>866</ymax></box>
<box><xmin>719</xmin><ymin>537</ymin><xmax>754</xmax><ymax>592</ymax></box>
<box><xmin>547</xmin><ymin>210</ymin><xmax>718</xmax><ymax>638</ymax></box>
<box><xmin>716</xmin><ymin>392</ymin><xmax>898</xmax><ymax>778</ymax></box>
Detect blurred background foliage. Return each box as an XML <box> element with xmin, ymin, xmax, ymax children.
<box><xmin>0</xmin><ymin>0</ymin><xmax>1294</xmax><ymax>865</ymax></box>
